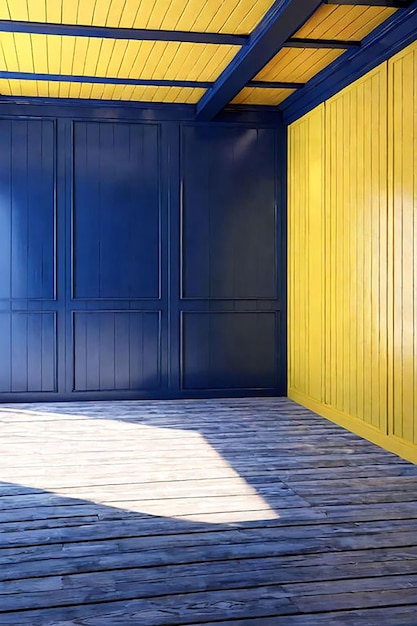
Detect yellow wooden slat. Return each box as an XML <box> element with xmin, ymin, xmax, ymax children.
<box><xmin>4</xmin><ymin>0</ymin><xmax>274</xmax><ymax>35</ymax></box>
<box><xmin>388</xmin><ymin>40</ymin><xmax>417</xmax><ymax>447</ymax></box>
<box><xmin>46</xmin><ymin>34</ymin><xmax>62</xmax><ymax>75</ymax></box>
<box><xmin>231</xmin><ymin>87</ymin><xmax>295</xmax><ymax>106</ymax></box>
<box><xmin>288</xmin><ymin>105</ymin><xmax>325</xmax><ymax>403</ymax></box>
<box><xmin>294</xmin><ymin>5</ymin><xmax>396</xmax><ymax>41</ymax></box>
<box><xmin>0</xmin><ymin>33</ymin><xmax>239</xmax><ymax>82</ymax></box>
<box><xmin>288</xmin><ymin>65</ymin><xmax>393</xmax><ymax>452</ymax></box>
<box><xmin>0</xmin><ymin>78</ymin><xmax>205</xmax><ymax>103</ymax></box>
<box><xmin>255</xmin><ymin>48</ymin><xmax>343</xmax><ymax>83</ymax></box>
<box><xmin>0</xmin><ymin>0</ymin><xmax>10</xmax><ymax>19</ymax></box>
<box><xmin>45</xmin><ymin>0</ymin><xmax>63</xmax><ymax>24</ymax></box>
<box><xmin>3</xmin><ymin>0</ymin><xmax>28</xmax><ymax>21</ymax></box>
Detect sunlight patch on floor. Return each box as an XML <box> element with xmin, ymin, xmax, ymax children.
<box><xmin>0</xmin><ymin>407</ymin><xmax>279</xmax><ymax>523</ymax></box>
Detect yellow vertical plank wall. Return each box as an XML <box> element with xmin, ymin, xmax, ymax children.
<box><xmin>288</xmin><ymin>105</ymin><xmax>325</xmax><ymax>405</ymax></box>
<box><xmin>389</xmin><ymin>41</ymin><xmax>417</xmax><ymax>456</ymax></box>
<box><xmin>288</xmin><ymin>40</ymin><xmax>417</xmax><ymax>464</ymax></box>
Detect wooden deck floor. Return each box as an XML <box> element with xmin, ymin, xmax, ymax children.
<box><xmin>1</xmin><ymin>398</ymin><xmax>417</xmax><ymax>625</ymax></box>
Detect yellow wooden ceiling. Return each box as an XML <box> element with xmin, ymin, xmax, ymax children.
<box><xmin>294</xmin><ymin>5</ymin><xmax>396</xmax><ymax>40</ymax></box>
<box><xmin>0</xmin><ymin>0</ymin><xmax>276</xmax><ymax>34</ymax></box>
<box><xmin>0</xmin><ymin>32</ymin><xmax>239</xmax><ymax>82</ymax></box>
<box><xmin>0</xmin><ymin>79</ymin><xmax>205</xmax><ymax>102</ymax></box>
<box><xmin>0</xmin><ymin>1</ymin><xmax>400</xmax><ymax>107</ymax></box>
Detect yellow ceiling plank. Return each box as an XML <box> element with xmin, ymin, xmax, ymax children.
<box><xmin>294</xmin><ymin>5</ymin><xmax>396</xmax><ymax>40</ymax></box>
<box><xmin>60</xmin><ymin>35</ymin><xmax>76</xmax><ymax>75</ymax></box>
<box><xmin>68</xmin><ymin>82</ymin><xmax>82</xmax><ymax>99</ymax></box>
<box><xmin>45</xmin><ymin>0</ymin><xmax>63</xmax><ymax>24</ymax></box>
<box><xmin>79</xmin><ymin>82</ymin><xmax>94</xmax><ymax>99</ymax></box>
<box><xmin>13</xmin><ymin>32</ymin><xmax>33</xmax><ymax>72</ymax></box>
<box><xmin>117</xmin><ymin>0</ymin><xmax>142</xmax><ymax>28</ymax></box>
<box><xmin>76</xmin><ymin>1</ymin><xmax>97</xmax><ymax>29</ymax></box>
<box><xmin>27</xmin><ymin>0</ymin><xmax>46</xmax><ymax>22</ymax></box>
<box><xmin>47</xmin><ymin>80</ymin><xmax>61</xmax><ymax>98</ymax></box>
<box><xmin>0</xmin><ymin>78</ymin><xmax>11</xmax><ymax>95</ymax></box>
<box><xmin>202</xmin><ymin>46</ymin><xmax>240</xmax><ymax>81</ymax></box>
<box><xmin>93</xmin><ymin>0</ymin><xmax>114</xmax><ymax>26</ymax></box>
<box><xmin>5</xmin><ymin>0</ymin><xmax>28</xmax><ymax>21</ymax></box>
<box><xmin>186</xmin><ymin>2</ymin><xmax>232</xmax><ymax>34</ymax></box>
<box><xmin>46</xmin><ymin>34</ymin><xmax>62</xmax><ymax>74</ymax></box>
<box><xmin>82</xmin><ymin>37</ymin><xmax>104</xmax><ymax>76</ymax></box>
<box><xmin>58</xmin><ymin>81</ymin><xmax>71</xmax><ymax>98</ymax></box>
<box><xmin>0</xmin><ymin>36</ymin><xmax>6</xmax><ymax>69</ymax></box>
<box><xmin>105</xmin><ymin>39</ymin><xmax>130</xmax><ymax>77</ymax></box>
<box><xmin>0</xmin><ymin>0</ymin><xmax>10</xmax><ymax>19</ymax></box>
<box><xmin>0</xmin><ymin>0</ymin><xmax>276</xmax><ymax>34</ymax></box>
<box><xmin>0</xmin><ymin>77</ymin><xmax>205</xmax><ymax>103</ymax></box>
<box><xmin>255</xmin><ymin>48</ymin><xmax>343</xmax><ymax>83</ymax></box>
<box><xmin>231</xmin><ymin>86</ymin><xmax>295</xmax><ymax>106</ymax></box>
<box><xmin>294</xmin><ymin>5</ymin><xmax>339</xmax><ymax>38</ymax></box>
<box><xmin>160</xmin><ymin>0</ymin><xmax>191</xmax><ymax>30</ymax></box>
<box><xmin>332</xmin><ymin>7</ymin><xmax>396</xmax><ymax>40</ymax></box>
<box><xmin>174</xmin><ymin>2</ymin><xmax>207</xmax><ymax>32</ymax></box>
<box><xmin>0</xmin><ymin>33</ymin><xmax>18</xmax><ymax>71</ymax></box>
<box><xmin>204</xmin><ymin>0</ymin><xmax>243</xmax><ymax>34</ymax></box>
<box><xmin>95</xmin><ymin>37</ymin><xmax>118</xmax><ymax>77</ymax></box>
<box><xmin>72</xmin><ymin>36</ymin><xmax>94</xmax><ymax>75</ymax></box>
<box><xmin>159</xmin><ymin>42</ymin><xmax>198</xmax><ymax>80</ymax></box>
<box><xmin>98</xmin><ymin>83</ymin><xmax>118</xmax><ymax>99</ymax></box>
<box><xmin>4</xmin><ymin>78</ymin><xmax>22</xmax><ymax>95</ymax></box>
<box><xmin>221</xmin><ymin>0</ymin><xmax>275</xmax><ymax>35</ymax></box>
<box><xmin>134</xmin><ymin>0</ymin><xmax>160</xmax><ymax>29</ymax></box>
<box><xmin>62</xmin><ymin>0</ymin><xmax>80</xmax><ymax>25</ymax></box>
<box><xmin>140</xmin><ymin>41</ymin><xmax>173</xmax><ymax>79</ymax></box>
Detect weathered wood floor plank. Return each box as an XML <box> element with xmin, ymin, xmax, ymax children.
<box><xmin>1</xmin><ymin>397</ymin><xmax>417</xmax><ymax>625</ymax></box>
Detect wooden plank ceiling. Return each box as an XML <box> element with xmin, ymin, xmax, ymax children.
<box><xmin>0</xmin><ymin>0</ymin><xmax>402</xmax><ymax>111</ymax></box>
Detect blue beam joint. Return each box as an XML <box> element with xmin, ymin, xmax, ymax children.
<box><xmin>195</xmin><ymin>0</ymin><xmax>323</xmax><ymax>121</ymax></box>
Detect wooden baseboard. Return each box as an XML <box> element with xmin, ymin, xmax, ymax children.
<box><xmin>288</xmin><ymin>388</ymin><xmax>417</xmax><ymax>465</ymax></box>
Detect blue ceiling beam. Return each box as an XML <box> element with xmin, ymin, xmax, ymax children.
<box><xmin>285</xmin><ymin>38</ymin><xmax>361</xmax><ymax>49</ymax></box>
<box><xmin>0</xmin><ymin>19</ymin><xmax>247</xmax><ymax>45</ymax></box>
<box><xmin>281</xmin><ymin>0</ymin><xmax>417</xmax><ymax>124</ymax></box>
<box><xmin>324</xmin><ymin>0</ymin><xmax>411</xmax><ymax>6</ymax></box>
<box><xmin>0</xmin><ymin>70</ymin><xmax>306</xmax><ymax>91</ymax></box>
<box><xmin>250</xmin><ymin>80</ymin><xmax>305</xmax><ymax>88</ymax></box>
<box><xmin>0</xmin><ymin>71</ymin><xmax>212</xmax><ymax>89</ymax></box>
<box><xmin>195</xmin><ymin>0</ymin><xmax>323</xmax><ymax>121</ymax></box>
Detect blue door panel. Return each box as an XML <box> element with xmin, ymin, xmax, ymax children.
<box><xmin>182</xmin><ymin>312</ymin><xmax>278</xmax><ymax>390</ymax></box>
<box><xmin>0</xmin><ymin>119</ymin><xmax>55</xmax><ymax>301</ymax></box>
<box><xmin>73</xmin><ymin>311</ymin><xmax>160</xmax><ymax>392</ymax></box>
<box><xmin>73</xmin><ymin>122</ymin><xmax>160</xmax><ymax>300</ymax></box>
<box><xmin>0</xmin><ymin>312</ymin><xmax>56</xmax><ymax>393</ymax></box>
<box><xmin>181</xmin><ymin>126</ymin><xmax>277</xmax><ymax>300</ymax></box>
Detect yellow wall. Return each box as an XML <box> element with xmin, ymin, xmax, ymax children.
<box><xmin>288</xmin><ymin>40</ymin><xmax>417</xmax><ymax>464</ymax></box>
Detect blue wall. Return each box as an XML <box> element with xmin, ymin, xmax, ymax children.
<box><xmin>0</xmin><ymin>105</ymin><xmax>285</xmax><ymax>401</ymax></box>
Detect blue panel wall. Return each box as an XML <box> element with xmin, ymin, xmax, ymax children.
<box><xmin>73</xmin><ymin>122</ymin><xmax>160</xmax><ymax>300</ymax></box>
<box><xmin>0</xmin><ymin>119</ymin><xmax>57</xmax><ymax>395</ymax></box>
<box><xmin>182</xmin><ymin>126</ymin><xmax>277</xmax><ymax>300</ymax></box>
<box><xmin>0</xmin><ymin>104</ymin><xmax>285</xmax><ymax>401</ymax></box>
<box><xmin>73</xmin><ymin>311</ymin><xmax>160</xmax><ymax>392</ymax></box>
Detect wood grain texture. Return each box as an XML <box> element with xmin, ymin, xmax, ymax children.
<box><xmin>0</xmin><ymin>0</ymin><xmax>276</xmax><ymax>35</ymax></box>
<box><xmin>0</xmin><ymin>397</ymin><xmax>417</xmax><ymax>624</ymax></box>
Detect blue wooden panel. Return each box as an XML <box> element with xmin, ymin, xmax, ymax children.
<box><xmin>0</xmin><ymin>119</ymin><xmax>55</xmax><ymax>300</ymax></box>
<box><xmin>73</xmin><ymin>121</ymin><xmax>161</xmax><ymax>300</ymax></box>
<box><xmin>0</xmin><ymin>312</ymin><xmax>56</xmax><ymax>392</ymax></box>
<box><xmin>181</xmin><ymin>125</ymin><xmax>277</xmax><ymax>300</ymax></box>
<box><xmin>73</xmin><ymin>311</ymin><xmax>161</xmax><ymax>391</ymax></box>
<box><xmin>182</xmin><ymin>312</ymin><xmax>278</xmax><ymax>390</ymax></box>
